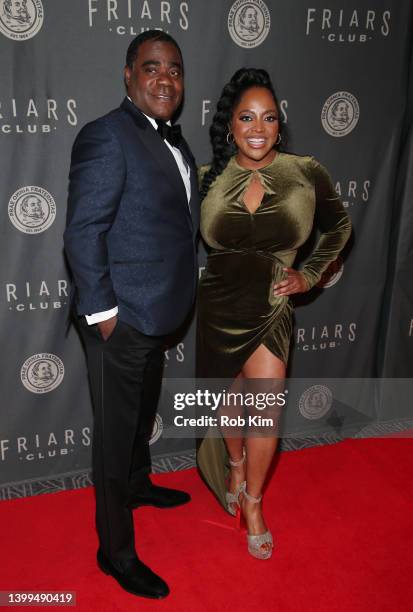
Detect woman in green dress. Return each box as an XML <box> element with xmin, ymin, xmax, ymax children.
<box><xmin>197</xmin><ymin>68</ymin><xmax>351</xmax><ymax>559</ymax></box>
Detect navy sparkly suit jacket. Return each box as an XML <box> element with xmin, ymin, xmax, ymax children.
<box><xmin>64</xmin><ymin>97</ymin><xmax>200</xmax><ymax>336</ymax></box>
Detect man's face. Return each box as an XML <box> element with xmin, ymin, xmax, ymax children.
<box><xmin>242</xmin><ymin>8</ymin><xmax>258</xmax><ymax>30</ymax></box>
<box><xmin>35</xmin><ymin>362</ymin><xmax>53</xmax><ymax>380</ymax></box>
<box><xmin>334</xmin><ymin>102</ymin><xmax>349</xmax><ymax>122</ymax></box>
<box><xmin>9</xmin><ymin>0</ymin><xmax>27</xmax><ymax>19</ymax></box>
<box><xmin>23</xmin><ymin>196</ymin><xmax>43</xmax><ymax>218</ymax></box>
<box><xmin>124</xmin><ymin>40</ymin><xmax>184</xmax><ymax>121</ymax></box>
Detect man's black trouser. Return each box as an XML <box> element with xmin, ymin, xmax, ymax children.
<box><xmin>77</xmin><ymin>317</ymin><xmax>165</xmax><ymax>566</ymax></box>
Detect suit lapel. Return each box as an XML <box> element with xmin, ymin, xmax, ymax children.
<box><xmin>188</xmin><ymin>159</ymin><xmax>200</xmax><ymax>231</ymax></box>
<box><xmin>120</xmin><ymin>98</ymin><xmax>188</xmax><ymax>206</ymax></box>
<box><xmin>178</xmin><ymin>139</ymin><xmax>200</xmax><ymax>231</ymax></box>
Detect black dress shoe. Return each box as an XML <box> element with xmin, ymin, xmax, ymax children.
<box><xmin>128</xmin><ymin>484</ymin><xmax>191</xmax><ymax>509</ymax></box>
<box><xmin>97</xmin><ymin>548</ymin><xmax>169</xmax><ymax>599</ymax></box>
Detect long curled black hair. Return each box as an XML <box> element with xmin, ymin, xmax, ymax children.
<box><xmin>200</xmin><ymin>68</ymin><xmax>285</xmax><ymax>200</ymax></box>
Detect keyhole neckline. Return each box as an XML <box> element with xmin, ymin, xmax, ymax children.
<box><xmin>240</xmin><ymin>172</ymin><xmax>267</xmax><ymax>216</ymax></box>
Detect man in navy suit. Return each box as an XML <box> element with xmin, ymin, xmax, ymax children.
<box><xmin>64</xmin><ymin>30</ymin><xmax>199</xmax><ymax>599</ymax></box>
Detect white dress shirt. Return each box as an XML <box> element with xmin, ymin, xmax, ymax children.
<box><xmin>86</xmin><ymin>105</ymin><xmax>191</xmax><ymax>325</ymax></box>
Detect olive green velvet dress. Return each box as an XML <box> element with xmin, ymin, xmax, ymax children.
<box><xmin>196</xmin><ymin>152</ymin><xmax>352</xmax><ymax>509</ymax></box>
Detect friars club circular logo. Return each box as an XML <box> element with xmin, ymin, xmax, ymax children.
<box><xmin>20</xmin><ymin>353</ymin><xmax>64</xmax><ymax>394</ymax></box>
<box><xmin>299</xmin><ymin>385</ymin><xmax>333</xmax><ymax>420</ymax></box>
<box><xmin>149</xmin><ymin>414</ymin><xmax>163</xmax><ymax>445</ymax></box>
<box><xmin>0</xmin><ymin>0</ymin><xmax>43</xmax><ymax>40</ymax></box>
<box><xmin>321</xmin><ymin>91</ymin><xmax>359</xmax><ymax>137</ymax></box>
<box><xmin>228</xmin><ymin>0</ymin><xmax>270</xmax><ymax>49</ymax></box>
<box><xmin>317</xmin><ymin>257</ymin><xmax>344</xmax><ymax>289</ymax></box>
<box><xmin>8</xmin><ymin>186</ymin><xmax>56</xmax><ymax>234</ymax></box>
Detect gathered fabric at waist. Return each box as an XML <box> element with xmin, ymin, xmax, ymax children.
<box><xmin>202</xmin><ymin>247</ymin><xmax>292</xmax><ymax>313</ymax></box>
<box><xmin>209</xmin><ymin>247</ymin><xmax>283</xmax><ymax>263</ymax></box>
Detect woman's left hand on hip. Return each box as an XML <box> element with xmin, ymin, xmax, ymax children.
<box><xmin>273</xmin><ymin>268</ymin><xmax>309</xmax><ymax>296</ymax></box>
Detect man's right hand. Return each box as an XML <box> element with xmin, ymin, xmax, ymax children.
<box><xmin>97</xmin><ymin>315</ymin><xmax>118</xmax><ymax>341</ymax></box>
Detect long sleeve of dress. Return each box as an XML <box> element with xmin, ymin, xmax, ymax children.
<box><xmin>300</xmin><ymin>158</ymin><xmax>352</xmax><ymax>289</ymax></box>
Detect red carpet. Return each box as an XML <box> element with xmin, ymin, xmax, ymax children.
<box><xmin>1</xmin><ymin>438</ymin><xmax>412</xmax><ymax>611</ymax></box>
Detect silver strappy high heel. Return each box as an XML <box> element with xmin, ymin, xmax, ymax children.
<box><xmin>225</xmin><ymin>448</ymin><xmax>246</xmax><ymax>516</ymax></box>
<box><xmin>241</xmin><ymin>483</ymin><xmax>273</xmax><ymax>560</ymax></box>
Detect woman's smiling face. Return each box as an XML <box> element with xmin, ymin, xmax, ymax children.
<box><xmin>231</xmin><ymin>86</ymin><xmax>279</xmax><ymax>169</ymax></box>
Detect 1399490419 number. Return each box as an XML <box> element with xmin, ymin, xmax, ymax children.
<box><xmin>0</xmin><ymin>591</ymin><xmax>76</xmax><ymax>606</ymax></box>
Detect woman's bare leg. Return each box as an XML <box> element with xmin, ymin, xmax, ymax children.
<box><xmin>241</xmin><ymin>344</ymin><xmax>286</xmax><ymax>552</ymax></box>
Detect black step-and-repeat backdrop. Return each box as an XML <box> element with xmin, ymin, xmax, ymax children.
<box><xmin>1</xmin><ymin>1</ymin><xmax>412</xmax><ymax>499</ymax></box>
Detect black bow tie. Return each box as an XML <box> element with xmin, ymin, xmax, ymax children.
<box><xmin>156</xmin><ymin>120</ymin><xmax>182</xmax><ymax>148</ymax></box>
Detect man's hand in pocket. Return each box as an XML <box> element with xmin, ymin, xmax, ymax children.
<box><xmin>97</xmin><ymin>315</ymin><xmax>118</xmax><ymax>341</ymax></box>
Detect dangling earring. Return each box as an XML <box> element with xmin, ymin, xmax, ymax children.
<box><xmin>226</xmin><ymin>131</ymin><xmax>235</xmax><ymax>145</ymax></box>
<box><xmin>276</xmin><ymin>134</ymin><xmax>282</xmax><ymax>145</ymax></box>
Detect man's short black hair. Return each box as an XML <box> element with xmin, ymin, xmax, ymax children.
<box><xmin>125</xmin><ymin>30</ymin><xmax>183</xmax><ymax>70</ymax></box>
